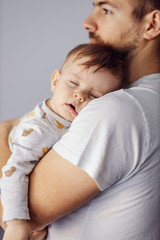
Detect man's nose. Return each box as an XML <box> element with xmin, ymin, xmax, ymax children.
<box><xmin>82</xmin><ymin>14</ymin><xmax>97</xmax><ymax>32</ymax></box>
<box><xmin>73</xmin><ymin>92</ymin><xmax>85</xmax><ymax>103</ymax></box>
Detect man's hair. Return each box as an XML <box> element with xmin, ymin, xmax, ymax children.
<box><xmin>63</xmin><ymin>44</ymin><xmax>126</xmax><ymax>82</ymax></box>
<box><xmin>130</xmin><ymin>0</ymin><xmax>160</xmax><ymax>20</ymax></box>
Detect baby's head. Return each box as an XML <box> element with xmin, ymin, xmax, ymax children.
<box><xmin>48</xmin><ymin>43</ymin><xmax>126</xmax><ymax>121</ymax></box>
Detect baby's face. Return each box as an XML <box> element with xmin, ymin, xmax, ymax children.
<box><xmin>49</xmin><ymin>56</ymin><xmax>121</xmax><ymax>121</ymax></box>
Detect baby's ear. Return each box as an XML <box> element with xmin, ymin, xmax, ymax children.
<box><xmin>51</xmin><ymin>70</ymin><xmax>61</xmax><ymax>92</ymax></box>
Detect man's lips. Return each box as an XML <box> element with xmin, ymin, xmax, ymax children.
<box><xmin>89</xmin><ymin>32</ymin><xmax>98</xmax><ymax>44</ymax></box>
<box><xmin>88</xmin><ymin>32</ymin><xmax>104</xmax><ymax>44</ymax></box>
<box><xmin>66</xmin><ymin>103</ymin><xmax>78</xmax><ymax>116</ymax></box>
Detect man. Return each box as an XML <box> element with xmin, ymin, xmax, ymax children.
<box><xmin>0</xmin><ymin>0</ymin><xmax>160</xmax><ymax>239</ymax></box>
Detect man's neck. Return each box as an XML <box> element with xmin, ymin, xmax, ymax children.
<box><xmin>127</xmin><ymin>41</ymin><xmax>160</xmax><ymax>85</ymax></box>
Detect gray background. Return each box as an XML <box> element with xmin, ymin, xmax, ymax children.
<box><xmin>0</xmin><ymin>0</ymin><xmax>92</xmax><ymax>122</ymax></box>
<box><xmin>0</xmin><ymin>0</ymin><xmax>92</xmax><ymax>237</ymax></box>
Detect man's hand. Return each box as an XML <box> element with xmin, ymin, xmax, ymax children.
<box><xmin>3</xmin><ymin>220</ymin><xmax>32</xmax><ymax>240</ymax></box>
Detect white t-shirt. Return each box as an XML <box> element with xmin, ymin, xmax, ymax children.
<box><xmin>48</xmin><ymin>74</ymin><xmax>160</xmax><ymax>240</ymax></box>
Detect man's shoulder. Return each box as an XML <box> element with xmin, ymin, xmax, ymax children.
<box><xmin>87</xmin><ymin>89</ymin><xmax>140</xmax><ymax>116</ymax></box>
<box><xmin>75</xmin><ymin>89</ymin><xmax>144</xmax><ymax>132</ymax></box>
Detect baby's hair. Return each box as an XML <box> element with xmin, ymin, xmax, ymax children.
<box><xmin>62</xmin><ymin>43</ymin><xmax>127</xmax><ymax>81</ymax></box>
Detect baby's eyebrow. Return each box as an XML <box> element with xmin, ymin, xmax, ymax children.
<box><xmin>71</xmin><ymin>73</ymin><xmax>81</xmax><ymax>80</ymax></box>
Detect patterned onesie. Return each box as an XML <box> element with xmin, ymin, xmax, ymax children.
<box><xmin>1</xmin><ymin>100</ymin><xmax>71</xmax><ymax>222</ymax></box>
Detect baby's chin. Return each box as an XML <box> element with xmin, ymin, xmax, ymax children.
<box><xmin>62</xmin><ymin>112</ymin><xmax>76</xmax><ymax>122</ymax></box>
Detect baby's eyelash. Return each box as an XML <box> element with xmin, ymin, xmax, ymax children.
<box><xmin>70</xmin><ymin>81</ymin><xmax>78</xmax><ymax>85</ymax></box>
<box><xmin>70</xmin><ymin>81</ymin><xmax>76</xmax><ymax>84</ymax></box>
<box><xmin>88</xmin><ymin>94</ymin><xmax>98</xmax><ymax>100</ymax></box>
<box><xmin>68</xmin><ymin>80</ymin><xmax>79</xmax><ymax>88</ymax></box>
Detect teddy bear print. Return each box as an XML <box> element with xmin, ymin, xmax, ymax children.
<box><xmin>56</xmin><ymin>121</ymin><xmax>64</xmax><ymax>129</ymax></box>
<box><xmin>30</xmin><ymin>160</ymin><xmax>38</xmax><ymax>165</ymax></box>
<box><xmin>42</xmin><ymin>147</ymin><xmax>49</xmax><ymax>155</ymax></box>
<box><xmin>42</xmin><ymin>113</ymin><xmax>46</xmax><ymax>119</ymax></box>
<box><xmin>27</xmin><ymin>112</ymin><xmax>36</xmax><ymax>119</ymax></box>
<box><xmin>5</xmin><ymin>167</ymin><xmax>16</xmax><ymax>177</ymax></box>
<box><xmin>22</xmin><ymin>128</ymin><xmax>34</xmax><ymax>137</ymax></box>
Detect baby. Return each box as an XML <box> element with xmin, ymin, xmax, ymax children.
<box><xmin>1</xmin><ymin>43</ymin><xmax>125</xmax><ymax>239</ymax></box>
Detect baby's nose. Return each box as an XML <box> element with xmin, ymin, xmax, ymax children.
<box><xmin>73</xmin><ymin>92</ymin><xmax>85</xmax><ymax>103</ymax></box>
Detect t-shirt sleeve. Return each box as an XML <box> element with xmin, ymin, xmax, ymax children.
<box><xmin>53</xmin><ymin>91</ymin><xmax>147</xmax><ymax>191</ymax></box>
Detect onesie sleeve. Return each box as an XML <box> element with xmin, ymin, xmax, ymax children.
<box><xmin>1</xmin><ymin>119</ymin><xmax>56</xmax><ymax>222</ymax></box>
<box><xmin>53</xmin><ymin>91</ymin><xmax>148</xmax><ymax>191</ymax></box>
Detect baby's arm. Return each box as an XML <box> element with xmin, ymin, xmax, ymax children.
<box><xmin>3</xmin><ymin>220</ymin><xmax>32</xmax><ymax>240</ymax></box>
<box><xmin>3</xmin><ymin>219</ymin><xmax>47</xmax><ymax>240</ymax></box>
<box><xmin>1</xmin><ymin>119</ymin><xmax>55</xmax><ymax>240</ymax></box>
<box><xmin>0</xmin><ymin>118</ymin><xmax>19</xmax><ymax>178</ymax></box>
<box><xmin>0</xmin><ymin>119</ymin><xmax>19</xmax><ymax>232</ymax></box>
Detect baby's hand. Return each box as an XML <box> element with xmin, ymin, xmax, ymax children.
<box><xmin>3</xmin><ymin>219</ymin><xmax>32</xmax><ymax>240</ymax></box>
<box><xmin>31</xmin><ymin>228</ymin><xmax>48</xmax><ymax>240</ymax></box>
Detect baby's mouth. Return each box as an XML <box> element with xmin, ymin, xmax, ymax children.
<box><xmin>69</xmin><ymin>104</ymin><xmax>75</xmax><ymax>111</ymax></box>
<box><xmin>66</xmin><ymin>103</ymin><xmax>78</xmax><ymax>116</ymax></box>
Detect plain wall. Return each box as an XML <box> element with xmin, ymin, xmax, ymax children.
<box><xmin>0</xmin><ymin>0</ymin><xmax>92</xmax><ymax>122</ymax></box>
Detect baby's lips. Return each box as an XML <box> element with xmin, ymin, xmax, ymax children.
<box><xmin>66</xmin><ymin>103</ymin><xmax>78</xmax><ymax>116</ymax></box>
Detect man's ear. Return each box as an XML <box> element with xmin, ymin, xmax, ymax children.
<box><xmin>51</xmin><ymin>70</ymin><xmax>61</xmax><ymax>92</ymax></box>
<box><xmin>143</xmin><ymin>10</ymin><xmax>160</xmax><ymax>40</ymax></box>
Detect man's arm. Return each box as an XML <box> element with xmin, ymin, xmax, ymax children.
<box><xmin>28</xmin><ymin>148</ymin><xmax>100</xmax><ymax>231</ymax></box>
